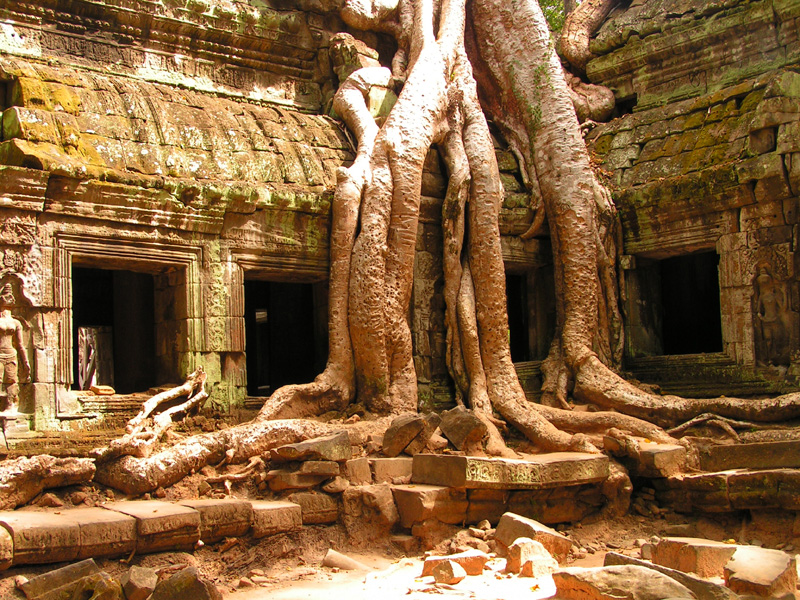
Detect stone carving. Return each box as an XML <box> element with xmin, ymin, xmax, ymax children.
<box><xmin>0</xmin><ymin>283</ymin><xmax>31</xmax><ymax>413</ymax></box>
<box><xmin>753</xmin><ymin>265</ymin><xmax>790</xmax><ymax>366</ymax></box>
<box><xmin>0</xmin><ymin>217</ymin><xmax>36</xmax><ymax>246</ymax></box>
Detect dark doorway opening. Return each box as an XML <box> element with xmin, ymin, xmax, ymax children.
<box><xmin>72</xmin><ymin>267</ymin><xmax>156</xmax><ymax>393</ymax></box>
<box><xmin>244</xmin><ymin>280</ymin><xmax>319</xmax><ymax>396</ymax></box>
<box><xmin>660</xmin><ymin>252</ymin><xmax>723</xmax><ymax>355</ymax></box>
<box><xmin>506</xmin><ymin>273</ymin><xmax>530</xmax><ymax>363</ymax></box>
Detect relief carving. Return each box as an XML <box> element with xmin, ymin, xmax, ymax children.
<box><xmin>0</xmin><ymin>282</ymin><xmax>31</xmax><ymax>413</ymax></box>
<box><xmin>753</xmin><ymin>263</ymin><xmax>791</xmax><ymax>366</ymax></box>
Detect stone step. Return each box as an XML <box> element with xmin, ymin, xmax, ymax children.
<box><xmin>698</xmin><ymin>440</ymin><xmax>800</xmax><ymax>471</ymax></box>
<box><xmin>0</xmin><ymin>498</ymin><xmax>302</xmax><ymax>569</ymax></box>
<box><xmin>654</xmin><ymin>467</ymin><xmax>800</xmax><ymax>513</ymax></box>
<box><xmin>411</xmin><ymin>452</ymin><xmax>610</xmax><ymax>490</ymax></box>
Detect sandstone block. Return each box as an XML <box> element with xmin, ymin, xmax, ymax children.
<box><xmin>699</xmin><ymin>440</ymin><xmax>800</xmax><ymax>471</ymax></box>
<box><xmin>439</xmin><ymin>406</ymin><xmax>488</xmax><ymax>451</ymax></box>
<box><xmin>298</xmin><ymin>461</ymin><xmax>340</xmax><ymax>476</ymax></box>
<box><xmin>467</xmin><ymin>489</ymin><xmax>509</xmax><ymax>524</ymax></box>
<box><xmin>505</xmin><ymin>537</ymin><xmax>558</xmax><ymax>577</ymax></box>
<box><xmin>392</xmin><ymin>484</ymin><xmax>468</xmax><ymax>527</ymax></box>
<box><xmin>411</xmin><ymin>519</ymin><xmax>461</xmax><ymax>550</ymax></box>
<box><xmin>0</xmin><ymin>526</ymin><xmax>11</xmax><ymax>570</ymax></box>
<box><xmin>0</xmin><ymin>510</ymin><xmax>80</xmax><ymax>565</ymax></box>
<box><xmin>69</xmin><ymin>507</ymin><xmax>137</xmax><ymax>560</ymax></box>
<box><xmin>286</xmin><ymin>492</ymin><xmax>338</xmax><ymax>524</ymax></box>
<box><xmin>494</xmin><ymin>512</ymin><xmax>572</xmax><ymax>563</ymax></box>
<box><xmin>271</xmin><ymin>431</ymin><xmax>351</xmax><ymax>462</ymax></box>
<box><xmin>431</xmin><ymin>560</ymin><xmax>466</xmax><ymax>584</ymax></box>
<box><xmin>403</xmin><ymin>413</ymin><xmax>442</xmax><ymax>456</ymax></box>
<box><xmin>724</xmin><ymin>545</ymin><xmax>797</xmax><ymax>597</ymax></box>
<box><xmin>553</xmin><ymin>565</ymin><xmax>695</xmax><ymax>600</ymax></box>
<box><xmin>322</xmin><ymin>548</ymin><xmax>370</xmax><ymax>571</ymax></box>
<box><xmin>20</xmin><ymin>558</ymin><xmax>101</xmax><ymax>598</ymax></box>
<box><xmin>345</xmin><ymin>458</ymin><xmax>372</xmax><ymax>485</ymax></box>
<box><xmin>121</xmin><ymin>566</ymin><xmax>158</xmax><ymax>600</ymax></box>
<box><xmin>382</xmin><ymin>413</ymin><xmax>426</xmax><ymax>457</ymax></box>
<box><xmin>150</xmin><ymin>566</ymin><xmax>222</xmax><ymax>600</ymax></box>
<box><xmin>411</xmin><ymin>452</ymin><xmax>609</xmax><ymax>490</ymax></box>
<box><xmin>268</xmin><ymin>470</ymin><xmax>331</xmax><ymax>491</ymax></box>
<box><xmin>651</xmin><ymin>537</ymin><xmax>737</xmax><ymax>577</ymax></box>
<box><xmin>103</xmin><ymin>501</ymin><xmax>200</xmax><ymax>554</ymax></box>
<box><xmin>178</xmin><ymin>499</ymin><xmax>253</xmax><ymax>542</ymax></box>
<box><xmin>633</xmin><ymin>442</ymin><xmax>686</xmax><ymax>477</ymax></box>
<box><xmin>421</xmin><ymin>549</ymin><xmax>489</xmax><ymax>577</ymax></box>
<box><xmin>250</xmin><ymin>500</ymin><xmax>302</xmax><ymax>537</ymax></box>
<box><xmin>371</xmin><ymin>457</ymin><xmax>413</xmax><ymax>483</ymax></box>
<box><xmin>342</xmin><ymin>484</ymin><xmax>399</xmax><ymax>542</ymax></box>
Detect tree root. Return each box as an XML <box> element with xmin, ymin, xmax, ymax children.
<box><xmin>0</xmin><ymin>455</ymin><xmax>95</xmax><ymax>509</ymax></box>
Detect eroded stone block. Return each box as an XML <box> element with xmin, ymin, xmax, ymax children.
<box><xmin>0</xmin><ymin>510</ymin><xmax>80</xmax><ymax>565</ymax></box>
<box><xmin>371</xmin><ymin>457</ymin><xmax>413</xmax><ymax>483</ymax></box>
<box><xmin>250</xmin><ymin>500</ymin><xmax>302</xmax><ymax>537</ymax></box>
<box><xmin>493</xmin><ymin>512</ymin><xmax>572</xmax><ymax>563</ymax></box>
<box><xmin>103</xmin><ymin>501</ymin><xmax>200</xmax><ymax>554</ymax></box>
<box><xmin>651</xmin><ymin>537</ymin><xmax>737</xmax><ymax>577</ymax></box>
<box><xmin>70</xmin><ymin>507</ymin><xmax>137</xmax><ymax>560</ymax></box>
<box><xmin>724</xmin><ymin>545</ymin><xmax>797</xmax><ymax>597</ymax></box>
<box><xmin>178</xmin><ymin>499</ymin><xmax>253</xmax><ymax>543</ymax></box>
<box><xmin>285</xmin><ymin>492</ymin><xmax>338</xmax><ymax>525</ymax></box>
<box><xmin>392</xmin><ymin>484</ymin><xmax>468</xmax><ymax>527</ymax></box>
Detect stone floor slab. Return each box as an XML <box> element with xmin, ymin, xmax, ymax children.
<box><xmin>103</xmin><ymin>501</ymin><xmax>200</xmax><ymax>554</ymax></box>
<box><xmin>411</xmin><ymin>453</ymin><xmax>609</xmax><ymax>490</ymax></box>
<box><xmin>178</xmin><ymin>499</ymin><xmax>253</xmax><ymax>543</ymax></box>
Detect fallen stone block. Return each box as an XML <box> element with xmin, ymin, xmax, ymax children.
<box><xmin>411</xmin><ymin>519</ymin><xmax>461</xmax><ymax>550</ymax></box>
<box><xmin>121</xmin><ymin>565</ymin><xmax>158</xmax><ymax>600</ymax></box>
<box><xmin>271</xmin><ymin>431</ymin><xmax>352</xmax><ymax>463</ymax></box>
<box><xmin>0</xmin><ymin>510</ymin><xmax>80</xmax><ymax>565</ymax></box>
<box><xmin>178</xmin><ymin>499</ymin><xmax>253</xmax><ymax>543</ymax></box>
<box><xmin>392</xmin><ymin>484</ymin><xmax>468</xmax><ymax>527</ymax></box>
<box><xmin>439</xmin><ymin>406</ymin><xmax>487</xmax><ymax>451</ymax></box>
<box><xmin>634</xmin><ymin>442</ymin><xmax>687</xmax><ymax>478</ymax></box>
<box><xmin>371</xmin><ymin>457</ymin><xmax>413</xmax><ymax>483</ymax></box>
<box><xmin>250</xmin><ymin>500</ymin><xmax>302</xmax><ymax>537</ymax></box>
<box><xmin>553</xmin><ymin>565</ymin><xmax>695</xmax><ymax>600</ymax></box>
<box><xmin>403</xmin><ymin>413</ymin><xmax>442</xmax><ymax>456</ymax></box>
<box><xmin>342</xmin><ymin>484</ymin><xmax>398</xmax><ymax>542</ymax></box>
<box><xmin>412</xmin><ymin>452</ymin><xmax>609</xmax><ymax>490</ymax></box>
<box><xmin>604</xmin><ymin>551</ymin><xmax>739</xmax><ymax>600</ymax></box>
<box><xmin>493</xmin><ymin>512</ymin><xmax>572</xmax><ymax>563</ymax></box>
<box><xmin>505</xmin><ymin>537</ymin><xmax>558</xmax><ymax>578</ymax></box>
<box><xmin>724</xmin><ymin>545</ymin><xmax>797</xmax><ymax>597</ymax></box>
<box><xmin>651</xmin><ymin>537</ymin><xmax>737</xmax><ymax>577</ymax></box>
<box><xmin>382</xmin><ymin>413</ymin><xmax>425</xmax><ymax>457</ymax></box>
<box><xmin>20</xmin><ymin>558</ymin><xmax>101</xmax><ymax>599</ymax></box>
<box><xmin>286</xmin><ymin>492</ymin><xmax>338</xmax><ymax>524</ymax></box>
<box><xmin>421</xmin><ymin>549</ymin><xmax>490</xmax><ymax>577</ymax></box>
<box><xmin>345</xmin><ymin>458</ymin><xmax>372</xmax><ymax>485</ymax></box>
<box><xmin>431</xmin><ymin>560</ymin><xmax>466</xmax><ymax>584</ymax></box>
<box><xmin>103</xmin><ymin>501</ymin><xmax>200</xmax><ymax>554</ymax></box>
<box><xmin>150</xmin><ymin>566</ymin><xmax>221</xmax><ymax>600</ymax></box>
<box><xmin>322</xmin><ymin>548</ymin><xmax>370</xmax><ymax>571</ymax></box>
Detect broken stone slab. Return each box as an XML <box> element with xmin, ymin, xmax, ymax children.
<box><xmin>403</xmin><ymin>413</ymin><xmax>442</xmax><ymax>456</ymax></box>
<box><xmin>553</xmin><ymin>565</ymin><xmax>696</xmax><ymax>600</ymax></box>
<box><xmin>0</xmin><ymin>510</ymin><xmax>80</xmax><ymax>565</ymax></box>
<box><xmin>102</xmin><ymin>500</ymin><xmax>200</xmax><ymax>554</ymax></box>
<box><xmin>699</xmin><ymin>440</ymin><xmax>800</xmax><ymax>472</ymax></box>
<box><xmin>20</xmin><ymin>558</ymin><xmax>101</xmax><ymax>599</ymax></box>
<box><xmin>392</xmin><ymin>484</ymin><xmax>468</xmax><ymax>528</ymax></box>
<box><xmin>322</xmin><ymin>548</ymin><xmax>370</xmax><ymax>571</ymax></box>
<box><xmin>270</xmin><ymin>431</ymin><xmax>352</xmax><ymax>463</ymax></box>
<box><xmin>493</xmin><ymin>512</ymin><xmax>572</xmax><ymax>563</ymax></box>
<box><xmin>382</xmin><ymin>413</ymin><xmax>426</xmax><ymax>457</ymax></box>
<box><xmin>630</xmin><ymin>442</ymin><xmax>687</xmax><ymax>478</ymax></box>
<box><xmin>411</xmin><ymin>452</ymin><xmax>609</xmax><ymax>490</ymax></box>
<box><xmin>651</xmin><ymin>537</ymin><xmax>738</xmax><ymax>577</ymax></box>
<box><xmin>150</xmin><ymin>566</ymin><xmax>222</xmax><ymax>600</ymax></box>
<box><xmin>431</xmin><ymin>560</ymin><xmax>466</xmax><ymax>584</ymax></box>
<box><xmin>421</xmin><ymin>549</ymin><xmax>490</xmax><ymax>577</ymax></box>
<box><xmin>371</xmin><ymin>457</ymin><xmax>413</xmax><ymax>483</ymax></box>
<box><xmin>505</xmin><ymin>537</ymin><xmax>558</xmax><ymax>578</ymax></box>
<box><xmin>438</xmin><ymin>406</ymin><xmax>488</xmax><ymax>451</ymax></box>
<box><xmin>178</xmin><ymin>499</ymin><xmax>253</xmax><ymax>543</ymax></box>
<box><xmin>286</xmin><ymin>492</ymin><xmax>338</xmax><ymax>524</ymax></box>
<box><xmin>250</xmin><ymin>500</ymin><xmax>302</xmax><ymax>537</ymax></box>
<box><xmin>120</xmin><ymin>565</ymin><xmax>158</xmax><ymax>600</ymax></box>
<box><xmin>345</xmin><ymin>458</ymin><xmax>372</xmax><ymax>485</ymax></box>
<box><xmin>604</xmin><ymin>552</ymin><xmax>740</xmax><ymax>600</ymax></box>
<box><xmin>724</xmin><ymin>545</ymin><xmax>798</xmax><ymax>597</ymax></box>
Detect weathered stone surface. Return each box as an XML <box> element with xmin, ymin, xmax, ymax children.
<box><xmin>421</xmin><ymin>549</ymin><xmax>490</xmax><ymax>577</ymax></box>
<box><xmin>103</xmin><ymin>501</ymin><xmax>200</xmax><ymax>554</ymax></box>
<box><xmin>382</xmin><ymin>413</ymin><xmax>426</xmax><ymax>457</ymax></box>
<box><xmin>271</xmin><ymin>431</ymin><xmax>352</xmax><ymax>463</ymax></box>
<box><xmin>411</xmin><ymin>453</ymin><xmax>609</xmax><ymax>490</ymax></box>
<box><xmin>322</xmin><ymin>476</ymin><xmax>349</xmax><ymax>493</ymax></box>
<box><xmin>699</xmin><ymin>440</ymin><xmax>800</xmax><ymax>472</ymax></box>
<box><xmin>431</xmin><ymin>560</ymin><xmax>466</xmax><ymax>584</ymax></box>
<box><xmin>604</xmin><ymin>552</ymin><xmax>740</xmax><ymax>600</ymax></box>
<box><xmin>20</xmin><ymin>558</ymin><xmax>101</xmax><ymax>599</ymax></box>
<box><xmin>505</xmin><ymin>537</ymin><xmax>558</xmax><ymax>577</ymax></box>
<box><xmin>403</xmin><ymin>413</ymin><xmax>442</xmax><ymax>456</ymax></box>
<box><xmin>507</xmin><ymin>485</ymin><xmax>604</xmax><ymax>525</ymax></box>
<box><xmin>345</xmin><ymin>458</ymin><xmax>373</xmax><ymax>485</ymax></box>
<box><xmin>724</xmin><ymin>545</ymin><xmax>797</xmax><ymax>597</ymax></box>
<box><xmin>150</xmin><ymin>567</ymin><xmax>222</xmax><ymax>600</ymax></box>
<box><xmin>322</xmin><ymin>548</ymin><xmax>370</xmax><ymax>571</ymax></box>
<box><xmin>438</xmin><ymin>406</ymin><xmax>488</xmax><ymax>451</ymax></box>
<box><xmin>371</xmin><ymin>457</ymin><xmax>413</xmax><ymax>484</ymax></box>
<box><xmin>0</xmin><ymin>510</ymin><xmax>80</xmax><ymax>564</ymax></box>
<box><xmin>553</xmin><ymin>565</ymin><xmax>695</xmax><ymax>600</ymax></box>
<box><xmin>250</xmin><ymin>500</ymin><xmax>302</xmax><ymax>536</ymax></box>
<box><xmin>268</xmin><ymin>469</ymin><xmax>331</xmax><ymax>491</ymax></box>
<box><xmin>392</xmin><ymin>484</ymin><xmax>468</xmax><ymax>527</ymax></box>
<box><xmin>69</xmin><ymin>507</ymin><xmax>137</xmax><ymax>560</ymax></box>
<box><xmin>628</xmin><ymin>442</ymin><xmax>686</xmax><ymax>478</ymax></box>
<box><xmin>651</xmin><ymin>537</ymin><xmax>737</xmax><ymax>577</ymax></box>
<box><xmin>466</xmin><ymin>489</ymin><xmax>509</xmax><ymax>524</ymax></box>
<box><xmin>298</xmin><ymin>461</ymin><xmax>340</xmax><ymax>476</ymax></box>
<box><xmin>342</xmin><ymin>484</ymin><xmax>399</xmax><ymax>542</ymax></box>
<box><xmin>178</xmin><ymin>499</ymin><xmax>253</xmax><ymax>542</ymax></box>
<box><xmin>493</xmin><ymin>512</ymin><xmax>572</xmax><ymax>563</ymax></box>
<box><xmin>286</xmin><ymin>492</ymin><xmax>338</xmax><ymax>525</ymax></box>
<box><xmin>121</xmin><ymin>566</ymin><xmax>158</xmax><ymax>600</ymax></box>
<box><xmin>0</xmin><ymin>525</ymin><xmax>11</xmax><ymax>570</ymax></box>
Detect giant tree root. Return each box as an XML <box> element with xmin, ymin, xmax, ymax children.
<box><xmin>0</xmin><ymin>455</ymin><xmax>95</xmax><ymax>509</ymax></box>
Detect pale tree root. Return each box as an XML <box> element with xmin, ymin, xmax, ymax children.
<box><xmin>0</xmin><ymin>455</ymin><xmax>95</xmax><ymax>509</ymax></box>
<box><xmin>90</xmin><ymin>368</ymin><xmax>208</xmax><ymax>462</ymax></box>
